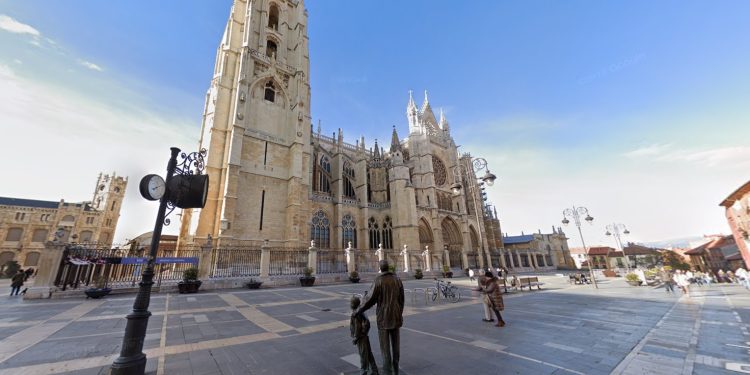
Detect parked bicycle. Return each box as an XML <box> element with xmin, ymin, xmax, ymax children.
<box><xmin>427</xmin><ymin>278</ymin><xmax>460</xmax><ymax>303</ymax></box>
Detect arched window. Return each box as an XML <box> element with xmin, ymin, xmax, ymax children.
<box><xmin>310</xmin><ymin>210</ymin><xmax>330</xmax><ymax>249</ymax></box>
<box><xmin>266</xmin><ymin>39</ymin><xmax>277</xmax><ymax>59</ymax></box>
<box><xmin>382</xmin><ymin>216</ymin><xmax>393</xmax><ymax>249</ymax></box>
<box><xmin>268</xmin><ymin>4</ymin><xmax>279</xmax><ymax>30</ymax></box>
<box><xmin>342</xmin><ymin>214</ymin><xmax>357</xmax><ymax>248</ymax></box>
<box><xmin>31</xmin><ymin>229</ymin><xmax>48</xmax><ymax>243</ymax></box>
<box><xmin>61</xmin><ymin>215</ymin><xmax>75</xmax><ymax>222</ymax></box>
<box><xmin>314</xmin><ymin>155</ymin><xmax>332</xmax><ymax>194</ymax></box>
<box><xmin>5</xmin><ymin>228</ymin><xmax>23</xmax><ymax>242</ymax></box>
<box><xmin>368</xmin><ymin>217</ymin><xmax>380</xmax><ymax>249</ymax></box>
<box><xmin>343</xmin><ymin>161</ymin><xmax>356</xmax><ymax>199</ymax></box>
<box><xmin>264</xmin><ymin>81</ymin><xmax>276</xmax><ymax>102</ymax></box>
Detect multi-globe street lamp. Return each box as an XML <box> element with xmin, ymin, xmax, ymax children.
<box><xmin>605</xmin><ymin>223</ymin><xmax>631</xmax><ymax>271</ymax></box>
<box><xmin>450</xmin><ymin>157</ymin><xmax>497</xmax><ymax>269</ymax></box>
<box><xmin>562</xmin><ymin>206</ymin><xmax>598</xmax><ymax>289</ymax></box>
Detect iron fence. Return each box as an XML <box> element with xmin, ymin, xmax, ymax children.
<box><xmin>269</xmin><ymin>249</ymin><xmax>308</xmax><ymax>276</ymax></box>
<box><xmin>316</xmin><ymin>249</ymin><xmax>347</xmax><ymax>274</ymax></box>
<box><xmin>54</xmin><ymin>244</ymin><xmax>202</xmax><ymax>290</ymax></box>
<box><xmin>355</xmin><ymin>250</ymin><xmax>379</xmax><ymax>272</ymax></box>
<box><xmin>209</xmin><ymin>247</ymin><xmax>261</xmax><ymax>278</ymax></box>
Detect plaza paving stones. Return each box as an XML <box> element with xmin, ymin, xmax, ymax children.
<box><xmin>0</xmin><ymin>276</ymin><xmax>749</xmax><ymax>374</ymax></box>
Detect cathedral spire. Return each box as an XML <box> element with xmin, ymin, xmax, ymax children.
<box><xmin>439</xmin><ymin>108</ymin><xmax>449</xmax><ymax>132</ymax></box>
<box><xmin>406</xmin><ymin>90</ymin><xmax>417</xmax><ymax>113</ymax></box>
<box><xmin>421</xmin><ymin>90</ymin><xmax>431</xmax><ymax>114</ymax></box>
<box><xmin>390</xmin><ymin>126</ymin><xmax>401</xmax><ymax>153</ymax></box>
<box><xmin>373</xmin><ymin>139</ymin><xmax>381</xmax><ymax>159</ymax></box>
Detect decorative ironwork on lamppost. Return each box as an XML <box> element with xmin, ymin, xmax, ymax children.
<box><xmin>562</xmin><ymin>206</ymin><xmax>598</xmax><ymax>289</ymax></box>
<box><xmin>111</xmin><ymin>147</ymin><xmax>208</xmax><ymax>375</ymax></box>
<box><xmin>451</xmin><ymin>157</ymin><xmax>497</xmax><ymax>269</ymax></box>
<box><xmin>605</xmin><ymin>223</ymin><xmax>631</xmax><ymax>272</ymax></box>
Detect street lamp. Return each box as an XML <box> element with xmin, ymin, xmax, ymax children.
<box><xmin>111</xmin><ymin>147</ymin><xmax>208</xmax><ymax>375</ymax></box>
<box><xmin>562</xmin><ymin>206</ymin><xmax>598</xmax><ymax>289</ymax></box>
<box><xmin>605</xmin><ymin>223</ymin><xmax>631</xmax><ymax>272</ymax></box>
<box><xmin>451</xmin><ymin>156</ymin><xmax>497</xmax><ymax>269</ymax></box>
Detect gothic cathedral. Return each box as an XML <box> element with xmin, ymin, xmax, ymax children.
<box><xmin>179</xmin><ymin>0</ymin><xmax>504</xmax><ymax>269</ymax></box>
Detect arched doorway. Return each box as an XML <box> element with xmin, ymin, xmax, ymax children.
<box><xmin>418</xmin><ymin>218</ymin><xmax>436</xmax><ymax>269</ymax></box>
<box><xmin>441</xmin><ymin>217</ymin><xmax>463</xmax><ymax>269</ymax></box>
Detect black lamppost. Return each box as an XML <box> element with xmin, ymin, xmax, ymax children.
<box><xmin>111</xmin><ymin>147</ymin><xmax>208</xmax><ymax>375</ymax></box>
<box><xmin>562</xmin><ymin>206</ymin><xmax>598</xmax><ymax>289</ymax></box>
<box><xmin>605</xmin><ymin>223</ymin><xmax>631</xmax><ymax>271</ymax></box>
<box><xmin>450</xmin><ymin>157</ymin><xmax>497</xmax><ymax>269</ymax></box>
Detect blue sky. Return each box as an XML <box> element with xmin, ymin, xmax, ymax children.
<box><xmin>1</xmin><ymin>1</ymin><xmax>749</xmax><ymax>247</ymax></box>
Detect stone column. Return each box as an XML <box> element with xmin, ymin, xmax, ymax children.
<box><xmin>541</xmin><ymin>254</ymin><xmax>547</xmax><ymax>268</ymax></box>
<box><xmin>461</xmin><ymin>252</ymin><xmax>469</xmax><ymax>270</ymax></box>
<box><xmin>507</xmin><ymin>250</ymin><xmax>515</xmax><ymax>268</ymax></box>
<box><xmin>345</xmin><ymin>242</ymin><xmax>355</xmax><ymax>274</ymax></box>
<box><xmin>516</xmin><ymin>251</ymin><xmax>523</xmax><ymax>269</ymax></box>
<box><xmin>25</xmin><ymin>241</ymin><xmax>66</xmax><ymax>299</ymax></box>
<box><xmin>499</xmin><ymin>248</ymin><xmax>508</xmax><ymax>268</ymax></box>
<box><xmin>400</xmin><ymin>244</ymin><xmax>410</xmax><ymax>272</ymax></box>
<box><xmin>197</xmin><ymin>236</ymin><xmax>214</xmax><ymax>280</ymax></box>
<box><xmin>260</xmin><ymin>240</ymin><xmax>270</xmax><ymax>279</ymax></box>
<box><xmin>443</xmin><ymin>246</ymin><xmax>451</xmax><ymax>269</ymax></box>
<box><xmin>308</xmin><ymin>241</ymin><xmax>317</xmax><ymax>276</ymax></box>
<box><xmin>530</xmin><ymin>253</ymin><xmax>538</xmax><ymax>269</ymax></box>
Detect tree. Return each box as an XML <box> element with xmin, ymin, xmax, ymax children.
<box><xmin>661</xmin><ymin>250</ymin><xmax>690</xmax><ymax>271</ymax></box>
<box><xmin>2</xmin><ymin>260</ymin><xmax>20</xmax><ymax>278</ymax></box>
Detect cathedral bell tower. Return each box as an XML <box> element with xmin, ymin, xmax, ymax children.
<box><xmin>180</xmin><ymin>0</ymin><xmax>311</xmax><ymax>245</ymax></box>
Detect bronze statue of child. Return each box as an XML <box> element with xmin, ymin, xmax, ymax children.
<box><xmin>350</xmin><ymin>296</ymin><xmax>379</xmax><ymax>375</ymax></box>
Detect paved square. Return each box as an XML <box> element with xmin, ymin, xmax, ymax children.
<box><xmin>0</xmin><ymin>275</ymin><xmax>749</xmax><ymax>374</ymax></box>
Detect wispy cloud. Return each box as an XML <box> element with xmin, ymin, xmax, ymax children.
<box><xmin>623</xmin><ymin>143</ymin><xmax>672</xmax><ymax>158</ymax></box>
<box><xmin>624</xmin><ymin>143</ymin><xmax>750</xmax><ymax>167</ymax></box>
<box><xmin>79</xmin><ymin>59</ymin><xmax>103</xmax><ymax>72</ymax></box>
<box><xmin>0</xmin><ymin>14</ymin><xmax>40</xmax><ymax>36</ymax></box>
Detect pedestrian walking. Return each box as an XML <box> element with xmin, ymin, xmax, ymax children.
<box><xmin>736</xmin><ymin>268</ymin><xmax>750</xmax><ymax>289</ymax></box>
<box><xmin>468</xmin><ymin>268</ymin><xmax>475</xmax><ymax>282</ymax></box>
<box><xmin>10</xmin><ymin>270</ymin><xmax>25</xmax><ymax>296</ymax></box>
<box><xmin>674</xmin><ymin>270</ymin><xmax>690</xmax><ymax>297</ymax></box>
<box><xmin>659</xmin><ymin>267</ymin><xmax>674</xmax><ymax>293</ymax></box>
<box><xmin>476</xmin><ymin>271</ymin><xmax>494</xmax><ymax>323</ymax></box>
<box><xmin>480</xmin><ymin>270</ymin><xmax>506</xmax><ymax>327</ymax></box>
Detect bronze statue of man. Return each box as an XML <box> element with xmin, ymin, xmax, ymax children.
<box><xmin>354</xmin><ymin>259</ymin><xmax>405</xmax><ymax>375</ymax></box>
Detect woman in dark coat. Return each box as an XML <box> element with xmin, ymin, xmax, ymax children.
<box><xmin>482</xmin><ymin>270</ymin><xmax>506</xmax><ymax>327</ymax></box>
<box><xmin>10</xmin><ymin>270</ymin><xmax>25</xmax><ymax>296</ymax></box>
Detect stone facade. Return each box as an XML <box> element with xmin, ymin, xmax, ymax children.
<box><xmin>720</xmin><ymin>180</ymin><xmax>750</xmax><ymax>269</ymax></box>
<box><xmin>0</xmin><ymin>173</ymin><xmax>127</xmax><ymax>269</ymax></box>
<box><xmin>501</xmin><ymin>227</ymin><xmax>573</xmax><ymax>270</ymax></box>
<box><xmin>178</xmin><ymin>0</ymin><xmax>504</xmax><ymax>270</ymax></box>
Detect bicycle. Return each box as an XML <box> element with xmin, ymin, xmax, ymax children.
<box><xmin>426</xmin><ymin>278</ymin><xmax>460</xmax><ymax>303</ymax></box>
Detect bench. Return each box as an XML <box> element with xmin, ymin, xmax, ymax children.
<box><xmin>497</xmin><ymin>278</ymin><xmax>511</xmax><ymax>293</ymax></box>
<box><xmin>518</xmin><ymin>276</ymin><xmax>544</xmax><ymax>290</ymax></box>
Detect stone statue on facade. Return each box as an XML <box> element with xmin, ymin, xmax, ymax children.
<box><xmin>354</xmin><ymin>260</ymin><xmax>404</xmax><ymax>375</ymax></box>
<box><xmin>422</xmin><ymin>246</ymin><xmax>431</xmax><ymax>272</ymax></box>
<box><xmin>399</xmin><ymin>245</ymin><xmax>409</xmax><ymax>272</ymax></box>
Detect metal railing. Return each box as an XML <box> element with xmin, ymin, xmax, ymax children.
<box><xmin>316</xmin><ymin>249</ymin><xmax>347</xmax><ymax>274</ymax></box>
<box><xmin>269</xmin><ymin>249</ymin><xmax>308</xmax><ymax>276</ymax></box>
<box><xmin>54</xmin><ymin>244</ymin><xmax>201</xmax><ymax>290</ymax></box>
<box><xmin>209</xmin><ymin>247</ymin><xmax>261</xmax><ymax>278</ymax></box>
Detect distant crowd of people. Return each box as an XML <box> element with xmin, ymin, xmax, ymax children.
<box><xmin>659</xmin><ymin>266</ymin><xmax>750</xmax><ymax>297</ymax></box>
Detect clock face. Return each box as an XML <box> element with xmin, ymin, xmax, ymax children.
<box><xmin>139</xmin><ymin>174</ymin><xmax>166</xmax><ymax>201</ymax></box>
<box><xmin>148</xmin><ymin>176</ymin><xmax>166</xmax><ymax>200</ymax></box>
